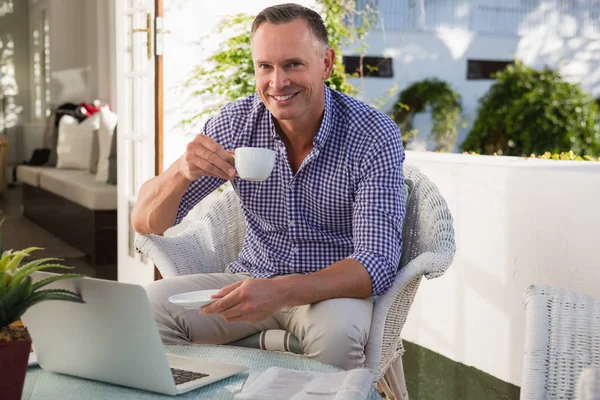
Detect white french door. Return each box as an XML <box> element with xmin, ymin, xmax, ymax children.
<box><xmin>114</xmin><ymin>0</ymin><xmax>158</xmax><ymax>284</ymax></box>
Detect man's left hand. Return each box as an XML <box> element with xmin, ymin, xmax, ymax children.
<box><xmin>200</xmin><ymin>278</ymin><xmax>291</xmax><ymax>323</ymax></box>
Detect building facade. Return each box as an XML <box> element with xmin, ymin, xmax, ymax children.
<box><xmin>349</xmin><ymin>0</ymin><xmax>600</xmax><ymax>151</ymax></box>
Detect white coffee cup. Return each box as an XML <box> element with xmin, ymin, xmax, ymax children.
<box><xmin>233</xmin><ymin>147</ymin><xmax>276</xmax><ymax>181</ymax></box>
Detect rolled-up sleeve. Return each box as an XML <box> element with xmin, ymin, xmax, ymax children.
<box><xmin>347</xmin><ymin>133</ymin><xmax>405</xmax><ymax>296</ymax></box>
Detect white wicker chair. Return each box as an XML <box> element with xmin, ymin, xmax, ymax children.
<box><xmin>135</xmin><ymin>163</ymin><xmax>456</xmax><ymax>400</ymax></box>
<box><xmin>521</xmin><ymin>285</ymin><xmax>600</xmax><ymax>400</ymax></box>
<box><xmin>577</xmin><ymin>367</ymin><xmax>600</xmax><ymax>400</ymax></box>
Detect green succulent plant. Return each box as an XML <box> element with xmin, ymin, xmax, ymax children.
<box><xmin>0</xmin><ymin>218</ymin><xmax>84</xmax><ymax>338</ymax></box>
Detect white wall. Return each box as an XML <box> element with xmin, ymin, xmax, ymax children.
<box><xmin>26</xmin><ymin>0</ymin><xmax>111</xmax><ymax>108</ymax></box>
<box><xmin>46</xmin><ymin>0</ymin><xmax>88</xmax><ymax>105</ymax></box>
<box><xmin>84</xmin><ymin>0</ymin><xmax>112</xmax><ymax>105</ymax></box>
<box><xmin>21</xmin><ymin>122</ymin><xmax>45</xmax><ymax>163</ymax></box>
<box><xmin>403</xmin><ymin>151</ymin><xmax>600</xmax><ymax>386</ymax></box>
<box><xmin>349</xmin><ymin>29</ymin><xmax>600</xmax><ymax>151</ymax></box>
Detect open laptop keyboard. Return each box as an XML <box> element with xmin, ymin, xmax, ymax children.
<box><xmin>171</xmin><ymin>368</ymin><xmax>210</xmax><ymax>385</ymax></box>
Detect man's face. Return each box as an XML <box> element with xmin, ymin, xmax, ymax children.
<box><xmin>251</xmin><ymin>19</ymin><xmax>333</xmax><ymax>122</ymax></box>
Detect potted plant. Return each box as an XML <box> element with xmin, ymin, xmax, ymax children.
<box><xmin>0</xmin><ymin>219</ymin><xmax>84</xmax><ymax>400</ymax></box>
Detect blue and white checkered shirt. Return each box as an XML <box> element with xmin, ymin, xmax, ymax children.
<box><xmin>174</xmin><ymin>86</ymin><xmax>405</xmax><ymax>296</ymax></box>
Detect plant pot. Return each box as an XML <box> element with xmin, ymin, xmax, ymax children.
<box><xmin>0</xmin><ymin>338</ymin><xmax>31</xmax><ymax>400</ymax></box>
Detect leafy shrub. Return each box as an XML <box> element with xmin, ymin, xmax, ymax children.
<box><xmin>391</xmin><ymin>78</ymin><xmax>462</xmax><ymax>152</ymax></box>
<box><xmin>461</xmin><ymin>62</ymin><xmax>600</xmax><ymax>157</ymax></box>
<box><xmin>464</xmin><ymin>150</ymin><xmax>600</xmax><ymax>161</ymax></box>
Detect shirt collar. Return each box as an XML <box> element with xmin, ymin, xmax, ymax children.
<box><xmin>267</xmin><ymin>85</ymin><xmax>334</xmax><ymax>149</ymax></box>
<box><xmin>313</xmin><ymin>85</ymin><xmax>333</xmax><ymax>150</ymax></box>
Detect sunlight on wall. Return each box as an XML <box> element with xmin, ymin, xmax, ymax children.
<box><xmin>43</xmin><ymin>15</ymin><xmax>50</xmax><ymax>117</ymax></box>
<box><xmin>32</xmin><ymin>11</ymin><xmax>51</xmax><ymax>120</ymax></box>
<box><xmin>33</xmin><ymin>29</ymin><xmax>42</xmax><ymax>118</ymax></box>
<box><xmin>0</xmin><ymin>33</ymin><xmax>23</xmax><ymax>133</ymax></box>
<box><xmin>0</xmin><ymin>0</ymin><xmax>13</xmax><ymax>18</ymax></box>
<box><xmin>436</xmin><ymin>27</ymin><xmax>475</xmax><ymax>60</ymax></box>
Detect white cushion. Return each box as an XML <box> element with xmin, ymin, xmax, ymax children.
<box><xmin>56</xmin><ymin>114</ymin><xmax>100</xmax><ymax>170</ymax></box>
<box><xmin>38</xmin><ymin>169</ymin><xmax>117</xmax><ymax>210</ymax></box>
<box><xmin>16</xmin><ymin>166</ymin><xmax>49</xmax><ymax>187</ymax></box>
<box><xmin>96</xmin><ymin>106</ymin><xmax>118</xmax><ymax>183</ymax></box>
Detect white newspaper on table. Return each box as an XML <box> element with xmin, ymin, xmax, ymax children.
<box><xmin>234</xmin><ymin>367</ymin><xmax>375</xmax><ymax>400</ymax></box>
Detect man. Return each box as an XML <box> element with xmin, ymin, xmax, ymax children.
<box><xmin>132</xmin><ymin>3</ymin><xmax>405</xmax><ymax>370</ymax></box>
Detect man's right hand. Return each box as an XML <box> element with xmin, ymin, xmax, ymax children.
<box><xmin>178</xmin><ymin>134</ymin><xmax>236</xmax><ymax>182</ymax></box>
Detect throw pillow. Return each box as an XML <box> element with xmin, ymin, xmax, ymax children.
<box><xmin>48</xmin><ymin>103</ymin><xmax>89</xmax><ymax>166</ymax></box>
<box><xmin>96</xmin><ymin>106</ymin><xmax>118</xmax><ymax>183</ymax></box>
<box><xmin>55</xmin><ymin>114</ymin><xmax>100</xmax><ymax>170</ymax></box>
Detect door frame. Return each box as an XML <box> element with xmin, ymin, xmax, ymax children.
<box><xmin>110</xmin><ymin>0</ymin><xmax>164</xmax><ymax>283</ymax></box>
<box><xmin>153</xmin><ymin>0</ymin><xmax>164</xmax><ymax>280</ymax></box>
<box><xmin>108</xmin><ymin>0</ymin><xmax>163</xmax><ymax>169</ymax></box>
<box><xmin>154</xmin><ymin>0</ymin><xmax>164</xmax><ymax>177</ymax></box>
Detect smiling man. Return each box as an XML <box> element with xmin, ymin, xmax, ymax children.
<box><xmin>132</xmin><ymin>3</ymin><xmax>406</xmax><ymax>370</ymax></box>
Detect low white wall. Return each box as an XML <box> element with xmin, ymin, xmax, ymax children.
<box><xmin>403</xmin><ymin>150</ymin><xmax>600</xmax><ymax>386</ymax></box>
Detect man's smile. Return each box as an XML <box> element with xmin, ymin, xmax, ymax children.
<box><xmin>270</xmin><ymin>91</ymin><xmax>301</xmax><ymax>103</ymax></box>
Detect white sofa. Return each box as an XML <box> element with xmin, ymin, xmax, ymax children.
<box><xmin>18</xmin><ymin>166</ymin><xmax>117</xmax><ymax>210</ymax></box>
<box><xmin>17</xmin><ymin>165</ymin><xmax>117</xmax><ymax>276</ymax></box>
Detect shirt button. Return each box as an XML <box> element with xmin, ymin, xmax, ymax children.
<box><xmin>291</xmin><ymin>246</ymin><xmax>298</xmax><ymax>254</ymax></box>
<box><xmin>289</xmin><ymin>220</ymin><xmax>295</xmax><ymax>227</ymax></box>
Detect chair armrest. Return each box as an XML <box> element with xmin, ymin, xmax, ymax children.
<box><xmin>135</xmin><ymin>223</ymin><xmax>229</xmax><ymax>278</ymax></box>
<box><xmin>134</xmin><ymin>185</ymin><xmax>246</xmax><ymax>278</ymax></box>
<box><xmin>365</xmin><ymin>253</ymin><xmax>438</xmax><ymax>379</ymax></box>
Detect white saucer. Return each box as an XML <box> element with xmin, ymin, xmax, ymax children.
<box><xmin>168</xmin><ymin>289</ymin><xmax>220</xmax><ymax>309</ymax></box>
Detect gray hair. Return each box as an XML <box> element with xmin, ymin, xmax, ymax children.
<box><xmin>251</xmin><ymin>3</ymin><xmax>329</xmax><ymax>54</ymax></box>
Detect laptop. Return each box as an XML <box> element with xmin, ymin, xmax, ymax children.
<box><xmin>21</xmin><ymin>272</ymin><xmax>248</xmax><ymax>396</ymax></box>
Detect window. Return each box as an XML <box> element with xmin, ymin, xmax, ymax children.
<box><xmin>342</xmin><ymin>56</ymin><xmax>394</xmax><ymax>78</ymax></box>
<box><xmin>467</xmin><ymin>59</ymin><xmax>513</xmax><ymax>80</ymax></box>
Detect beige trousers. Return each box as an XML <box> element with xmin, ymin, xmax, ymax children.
<box><xmin>144</xmin><ymin>272</ymin><xmax>373</xmax><ymax>370</ymax></box>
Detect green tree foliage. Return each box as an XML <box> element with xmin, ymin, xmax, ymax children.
<box><xmin>181</xmin><ymin>14</ymin><xmax>255</xmax><ymax>127</ymax></box>
<box><xmin>462</xmin><ymin>62</ymin><xmax>600</xmax><ymax>157</ymax></box>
